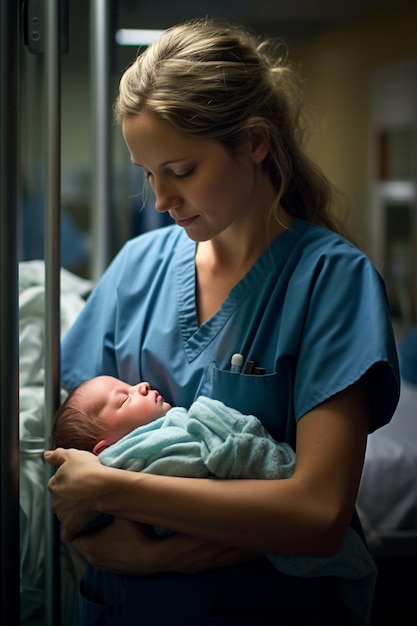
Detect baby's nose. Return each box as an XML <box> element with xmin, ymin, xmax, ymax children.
<box><xmin>138</xmin><ymin>381</ymin><xmax>151</xmax><ymax>395</ymax></box>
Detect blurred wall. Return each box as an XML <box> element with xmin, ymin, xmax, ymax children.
<box><xmin>290</xmin><ymin>0</ymin><xmax>417</xmax><ymax>255</ymax></box>
<box><xmin>55</xmin><ymin>0</ymin><xmax>417</xmax><ymax>284</ymax></box>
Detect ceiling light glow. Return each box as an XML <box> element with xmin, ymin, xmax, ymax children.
<box><xmin>115</xmin><ymin>29</ymin><xmax>165</xmax><ymax>46</ymax></box>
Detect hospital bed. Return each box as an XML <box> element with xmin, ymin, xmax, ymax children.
<box><xmin>17</xmin><ymin>260</ymin><xmax>417</xmax><ymax>625</ymax></box>
<box><xmin>357</xmin><ymin>344</ymin><xmax>417</xmax><ymax>625</ymax></box>
<box><xmin>19</xmin><ymin>262</ymin><xmax>92</xmax><ymax>626</ymax></box>
<box><xmin>358</xmin><ymin>379</ymin><xmax>417</xmax><ymax>559</ymax></box>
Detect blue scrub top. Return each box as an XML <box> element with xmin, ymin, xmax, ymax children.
<box><xmin>62</xmin><ymin>219</ymin><xmax>399</xmax><ymax>446</ymax></box>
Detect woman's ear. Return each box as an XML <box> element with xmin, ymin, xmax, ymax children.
<box><xmin>245</xmin><ymin>118</ymin><xmax>270</xmax><ymax>164</ymax></box>
<box><xmin>92</xmin><ymin>439</ymin><xmax>108</xmax><ymax>455</ymax></box>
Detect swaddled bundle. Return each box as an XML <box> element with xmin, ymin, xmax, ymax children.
<box><xmin>99</xmin><ymin>395</ymin><xmax>376</xmax><ymax>626</ymax></box>
<box><xmin>99</xmin><ymin>395</ymin><xmax>295</xmax><ymax>479</ymax></box>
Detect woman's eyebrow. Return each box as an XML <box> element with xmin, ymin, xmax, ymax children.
<box><xmin>134</xmin><ymin>157</ymin><xmax>189</xmax><ymax>168</ymax></box>
<box><xmin>159</xmin><ymin>158</ymin><xmax>188</xmax><ymax>167</ymax></box>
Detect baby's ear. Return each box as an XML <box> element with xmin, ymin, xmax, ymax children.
<box><xmin>92</xmin><ymin>439</ymin><xmax>108</xmax><ymax>455</ymax></box>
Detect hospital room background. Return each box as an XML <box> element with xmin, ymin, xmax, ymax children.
<box><xmin>1</xmin><ymin>0</ymin><xmax>417</xmax><ymax>624</ymax></box>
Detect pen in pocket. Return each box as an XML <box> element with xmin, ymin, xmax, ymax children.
<box><xmin>230</xmin><ymin>353</ymin><xmax>244</xmax><ymax>373</ymax></box>
<box><xmin>244</xmin><ymin>361</ymin><xmax>266</xmax><ymax>375</ymax></box>
<box><xmin>230</xmin><ymin>354</ymin><xmax>266</xmax><ymax>375</ymax></box>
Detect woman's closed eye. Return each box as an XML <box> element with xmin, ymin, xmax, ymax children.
<box><xmin>143</xmin><ymin>166</ymin><xmax>195</xmax><ymax>184</ymax></box>
<box><xmin>172</xmin><ymin>167</ymin><xmax>195</xmax><ymax>180</ymax></box>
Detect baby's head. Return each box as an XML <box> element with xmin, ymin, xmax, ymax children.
<box><xmin>52</xmin><ymin>376</ymin><xmax>171</xmax><ymax>454</ymax></box>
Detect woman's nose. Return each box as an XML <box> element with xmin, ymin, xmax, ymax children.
<box><xmin>153</xmin><ymin>178</ymin><xmax>182</xmax><ymax>214</ymax></box>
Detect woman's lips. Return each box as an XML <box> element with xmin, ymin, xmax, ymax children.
<box><xmin>174</xmin><ymin>216</ymin><xmax>198</xmax><ymax>228</ymax></box>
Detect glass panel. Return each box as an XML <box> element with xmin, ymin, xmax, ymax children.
<box><xmin>383</xmin><ymin>199</ymin><xmax>414</xmax><ymax>323</ymax></box>
<box><xmin>376</xmin><ymin>127</ymin><xmax>414</xmax><ymax>182</ymax></box>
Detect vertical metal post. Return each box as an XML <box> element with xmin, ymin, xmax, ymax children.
<box><xmin>0</xmin><ymin>0</ymin><xmax>20</xmax><ymax>624</ymax></box>
<box><xmin>91</xmin><ymin>0</ymin><xmax>112</xmax><ymax>281</ymax></box>
<box><xmin>44</xmin><ymin>0</ymin><xmax>62</xmax><ymax>624</ymax></box>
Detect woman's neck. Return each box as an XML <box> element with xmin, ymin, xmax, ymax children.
<box><xmin>194</xmin><ymin>209</ymin><xmax>290</xmax><ymax>325</ymax></box>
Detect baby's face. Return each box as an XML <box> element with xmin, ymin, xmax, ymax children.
<box><xmin>89</xmin><ymin>376</ymin><xmax>171</xmax><ymax>445</ymax></box>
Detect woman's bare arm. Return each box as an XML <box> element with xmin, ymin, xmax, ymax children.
<box><xmin>45</xmin><ymin>379</ymin><xmax>368</xmax><ymax>567</ymax></box>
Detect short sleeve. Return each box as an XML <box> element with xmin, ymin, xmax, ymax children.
<box><xmin>293</xmin><ymin>244</ymin><xmax>400</xmax><ymax>432</ymax></box>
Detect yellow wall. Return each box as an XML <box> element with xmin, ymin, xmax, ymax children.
<box><xmin>290</xmin><ymin>0</ymin><xmax>417</xmax><ymax>254</ymax></box>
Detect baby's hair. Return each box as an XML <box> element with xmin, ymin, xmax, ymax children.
<box><xmin>51</xmin><ymin>380</ymin><xmax>107</xmax><ymax>451</ymax></box>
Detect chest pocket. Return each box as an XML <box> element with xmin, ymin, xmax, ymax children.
<box><xmin>198</xmin><ymin>361</ymin><xmax>294</xmax><ymax>443</ymax></box>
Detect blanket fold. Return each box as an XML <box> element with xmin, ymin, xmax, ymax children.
<box><xmin>99</xmin><ymin>396</ymin><xmax>295</xmax><ymax>479</ymax></box>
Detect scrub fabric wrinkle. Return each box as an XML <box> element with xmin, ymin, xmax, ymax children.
<box><xmin>74</xmin><ymin>552</ymin><xmax>344</xmax><ymax>626</ymax></box>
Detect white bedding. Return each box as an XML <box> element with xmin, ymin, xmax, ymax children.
<box><xmin>358</xmin><ymin>381</ymin><xmax>417</xmax><ymax>533</ymax></box>
<box><xmin>19</xmin><ymin>261</ymin><xmax>92</xmax><ymax>626</ymax></box>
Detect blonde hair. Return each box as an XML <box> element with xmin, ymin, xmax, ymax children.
<box><xmin>114</xmin><ymin>18</ymin><xmax>344</xmax><ymax>232</ymax></box>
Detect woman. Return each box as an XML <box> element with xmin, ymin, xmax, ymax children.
<box><xmin>45</xmin><ymin>18</ymin><xmax>399</xmax><ymax>625</ymax></box>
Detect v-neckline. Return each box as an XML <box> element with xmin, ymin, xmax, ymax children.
<box><xmin>175</xmin><ymin>223</ymin><xmax>299</xmax><ymax>361</ymax></box>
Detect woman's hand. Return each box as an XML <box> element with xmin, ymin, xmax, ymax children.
<box><xmin>45</xmin><ymin>448</ymin><xmax>260</xmax><ymax>573</ymax></box>
<box><xmin>45</xmin><ymin>447</ymin><xmax>104</xmax><ymax>497</ymax></box>
<box><xmin>73</xmin><ymin>517</ymin><xmax>262</xmax><ymax>575</ymax></box>
<box><xmin>45</xmin><ymin>447</ymin><xmax>109</xmax><ymax>540</ymax></box>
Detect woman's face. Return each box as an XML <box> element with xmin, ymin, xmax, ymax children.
<box><xmin>86</xmin><ymin>376</ymin><xmax>171</xmax><ymax>446</ymax></box>
<box><xmin>122</xmin><ymin>112</ymin><xmax>270</xmax><ymax>242</ymax></box>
